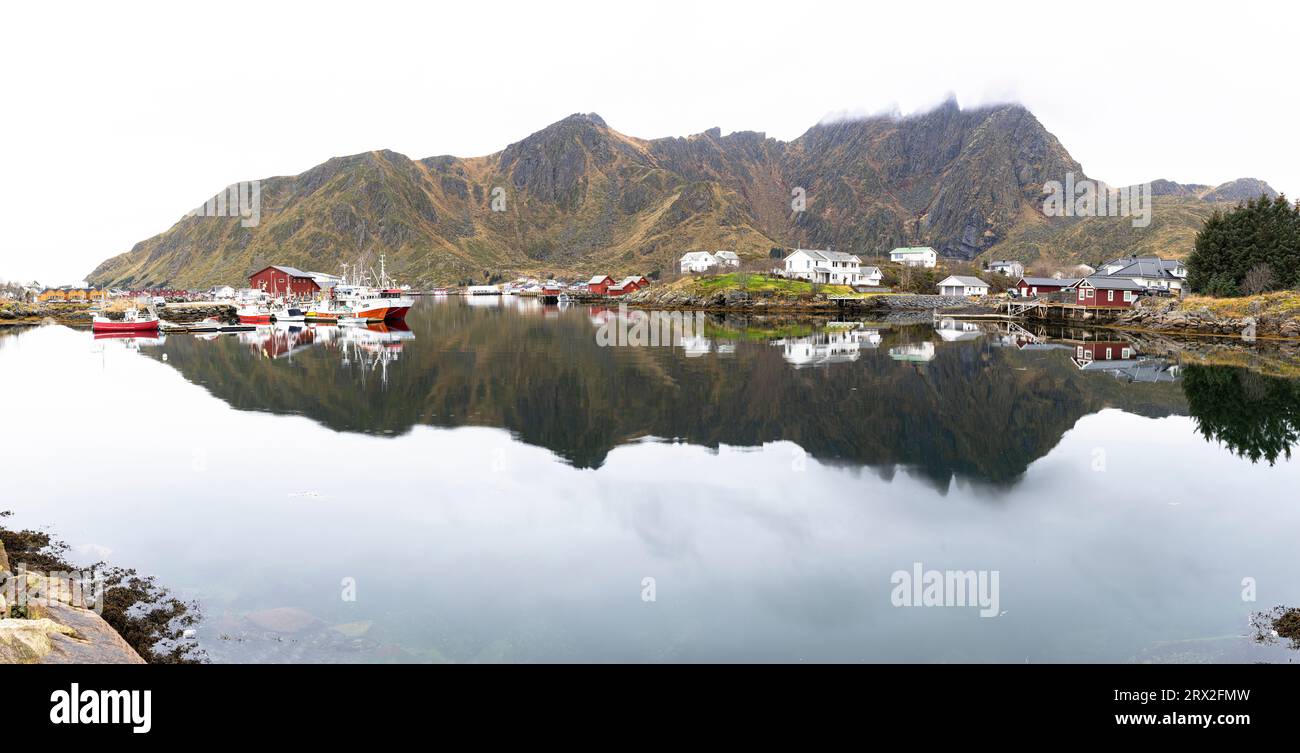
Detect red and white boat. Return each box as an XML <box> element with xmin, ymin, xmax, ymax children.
<box><xmin>333</xmin><ymin>255</ymin><xmax>414</xmax><ymax>322</ymax></box>
<box><xmin>347</xmin><ymin>289</ymin><xmax>413</xmax><ymax>321</ymax></box>
<box><xmin>237</xmin><ymin>304</ymin><xmax>274</xmax><ymax>324</ymax></box>
<box><xmin>91</xmin><ymin>307</ymin><xmax>159</xmax><ymax>334</ymax></box>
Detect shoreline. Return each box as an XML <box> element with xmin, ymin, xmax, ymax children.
<box><xmin>623</xmin><ymin>281</ymin><xmax>1300</xmax><ymax>342</ymax></box>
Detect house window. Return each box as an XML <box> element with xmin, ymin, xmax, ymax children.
<box><xmin>1106</xmin><ymin>347</ymin><xmax>1113</xmax><ymax>359</ymax></box>
<box><xmin>1122</xmin><ymin>348</ymin><xmax>1132</xmax><ymax>358</ymax></box>
<box><xmin>1107</xmin><ymin>290</ymin><xmax>1114</xmax><ymax>301</ymax></box>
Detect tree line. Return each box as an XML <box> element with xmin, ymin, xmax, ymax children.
<box><xmin>1187</xmin><ymin>194</ymin><xmax>1300</xmax><ymax>296</ymax></box>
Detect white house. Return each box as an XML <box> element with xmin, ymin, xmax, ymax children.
<box><xmin>211</xmin><ymin>285</ymin><xmax>236</xmax><ymax>300</ymax></box>
<box><xmin>988</xmin><ymin>260</ymin><xmax>1025</xmax><ymax>278</ymax></box>
<box><xmin>680</xmin><ymin>251</ymin><xmax>719</xmax><ymax>274</ymax></box>
<box><xmin>713</xmin><ymin>251</ymin><xmax>740</xmax><ymax>267</ymax></box>
<box><xmin>859</xmin><ymin>266</ymin><xmax>884</xmax><ymax>287</ymax></box>
<box><xmin>889</xmin><ymin>246</ymin><xmax>938</xmax><ymax>268</ymax></box>
<box><xmin>783</xmin><ymin>249</ymin><xmax>869</xmax><ymax>285</ymax></box>
<box><xmin>1095</xmin><ymin>255</ymin><xmax>1186</xmax><ymax>295</ymax></box>
<box><xmin>937</xmin><ymin>275</ymin><xmax>990</xmax><ymax>297</ymax></box>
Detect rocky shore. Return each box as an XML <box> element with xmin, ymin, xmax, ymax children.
<box><xmin>1114</xmin><ymin>295</ymin><xmax>1300</xmax><ymax>339</ymax></box>
<box><xmin>0</xmin><ymin>515</ymin><xmax>202</xmax><ymax>664</ymax></box>
<box><xmin>0</xmin><ymin>540</ymin><xmax>145</xmax><ymax>663</ymax></box>
<box><xmin>0</xmin><ymin>301</ymin><xmax>237</xmax><ymax>327</ymax></box>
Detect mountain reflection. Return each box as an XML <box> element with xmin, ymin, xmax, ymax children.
<box><xmin>135</xmin><ymin>298</ymin><xmax>1299</xmax><ymax>486</ymax></box>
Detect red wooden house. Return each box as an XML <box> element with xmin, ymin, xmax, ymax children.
<box><xmin>1013</xmin><ymin>276</ymin><xmax>1078</xmax><ymax>297</ymax></box>
<box><xmin>587</xmin><ymin>275</ymin><xmax>615</xmax><ymax>295</ymax></box>
<box><xmin>249</xmin><ymin>265</ymin><xmax>320</xmax><ymax>299</ymax></box>
<box><xmin>609</xmin><ymin>276</ymin><xmax>646</xmax><ymax>296</ymax></box>
<box><xmin>1071</xmin><ymin>277</ymin><xmax>1143</xmax><ymax>308</ymax></box>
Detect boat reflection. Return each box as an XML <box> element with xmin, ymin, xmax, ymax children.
<box><xmin>92</xmin><ymin>332</ymin><xmax>167</xmax><ymax>347</ymax></box>
<box><xmin>338</xmin><ymin>321</ymin><xmax>414</xmax><ymax>388</ymax></box>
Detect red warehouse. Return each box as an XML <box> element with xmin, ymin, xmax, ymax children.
<box><xmin>249</xmin><ymin>266</ymin><xmax>321</xmax><ymax>299</ymax></box>
<box><xmin>1072</xmin><ymin>277</ymin><xmax>1143</xmax><ymax>308</ymax></box>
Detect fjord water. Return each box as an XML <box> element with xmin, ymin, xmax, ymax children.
<box><xmin>2</xmin><ymin>297</ymin><xmax>1298</xmax><ymax>663</ymax></box>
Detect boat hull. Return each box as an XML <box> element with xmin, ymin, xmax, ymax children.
<box><xmin>238</xmin><ymin>314</ymin><xmax>273</xmax><ymax>324</ymax></box>
<box><xmin>92</xmin><ymin>320</ymin><xmax>159</xmax><ymax>333</ymax></box>
<box><xmin>351</xmin><ymin>304</ymin><xmax>411</xmax><ymax>321</ymax></box>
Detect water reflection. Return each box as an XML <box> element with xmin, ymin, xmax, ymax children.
<box><xmin>80</xmin><ymin>302</ymin><xmax>1300</xmax><ymax>480</ymax></box>
<box><xmin>3</xmin><ymin>307</ymin><xmax>1299</xmax><ymax>663</ymax></box>
<box><xmin>1183</xmin><ymin>365</ymin><xmax>1300</xmax><ymax>464</ymax></box>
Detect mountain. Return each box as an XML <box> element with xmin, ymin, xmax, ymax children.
<box><xmin>978</xmin><ymin>177</ymin><xmax>1281</xmax><ymax>270</ymax></box>
<box><xmin>88</xmin><ymin>102</ymin><xmax>1279</xmax><ymax>287</ymax></box>
<box><xmin>1152</xmin><ymin>177</ymin><xmax>1279</xmax><ymax>202</ymax></box>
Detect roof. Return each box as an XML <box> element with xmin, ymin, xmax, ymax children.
<box><xmin>1016</xmin><ymin>277</ymin><xmax>1079</xmax><ymax>287</ymax></box>
<box><xmin>254</xmin><ymin>265</ymin><xmax>313</xmax><ymax>278</ymax></box>
<box><xmin>990</xmin><ymin>260</ymin><xmax>1023</xmax><ymax>267</ymax></box>
<box><xmin>862</xmin><ymin>266</ymin><xmax>882</xmax><ymax>275</ymax></box>
<box><xmin>617</xmin><ymin>277</ymin><xmax>642</xmax><ymax>286</ymax></box>
<box><xmin>890</xmin><ymin>246</ymin><xmax>936</xmax><ymax>255</ymax></box>
<box><xmin>713</xmin><ymin>251</ymin><xmax>739</xmax><ymax>259</ymax></box>
<box><xmin>938</xmin><ymin>276</ymin><xmax>989</xmax><ymax>287</ymax></box>
<box><xmin>588</xmin><ymin>274</ymin><xmax>614</xmax><ymax>284</ymax></box>
<box><xmin>1105</xmin><ymin>259</ymin><xmax>1181</xmax><ymax>280</ymax></box>
<box><xmin>1079</xmin><ymin>276</ymin><xmax>1145</xmax><ymax>290</ymax></box>
<box><xmin>789</xmin><ymin>249</ymin><xmax>860</xmax><ymax>262</ymax></box>
<box><xmin>680</xmin><ymin>251</ymin><xmax>715</xmax><ymax>262</ymax></box>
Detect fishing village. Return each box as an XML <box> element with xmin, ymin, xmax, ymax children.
<box><xmin>7</xmin><ymin>247</ymin><xmax>1299</xmax><ymax>343</ymax></box>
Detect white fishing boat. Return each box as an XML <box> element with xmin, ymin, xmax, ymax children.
<box><xmin>272</xmin><ymin>304</ymin><xmax>308</xmax><ymax>323</ymax></box>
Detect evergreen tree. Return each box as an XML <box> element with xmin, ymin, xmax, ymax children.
<box><xmin>1187</xmin><ymin>194</ymin><xmax>1300</xmax><ymax>295</ymax></box>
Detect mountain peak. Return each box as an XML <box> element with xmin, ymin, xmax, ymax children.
<box><xmin>560</xmin><ymin>112</ymin><xmax>607</xmax><ymax>128</ymax></box>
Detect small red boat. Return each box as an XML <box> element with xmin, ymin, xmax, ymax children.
<box><xmin>91</xmin><ymin>308</ymin><xmax>159</xmax><ymax>334</ymax></box>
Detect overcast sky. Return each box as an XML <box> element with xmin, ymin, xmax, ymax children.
<box><xmin>2</xmin><ymin>0</ymin><xmax>1294</xmax><ymax>284</ymax></box>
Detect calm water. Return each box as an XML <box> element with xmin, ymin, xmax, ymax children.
<box><xmin>2</xmin><ymin>297</ymin><xmax>1298</xmax><ymax>662</ymax></box>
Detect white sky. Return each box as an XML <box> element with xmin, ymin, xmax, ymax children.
<box><xmin>2</xmin><ymin>0</ymin><xmax>1294</xmax><ymax>285</ymax></box>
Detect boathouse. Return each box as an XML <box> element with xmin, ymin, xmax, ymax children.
<box><xmin>1013</xmin><ymin>277</ymin><xmax>1078</xmax><ymax>296</ymax></box>
<box><xmin>1072</xmin><ymin>277</ymin><xmax>1143</xmax><ymax>308</ymax></box>
<box><xmin>249</xmin><ymin>266</ymin><xmax>321</xmax><ymax>298</ymax></box>
<box><xmin>588</xmin><ymin>275</ymin><xmax>615</xmax><ymax>295</ymax></box>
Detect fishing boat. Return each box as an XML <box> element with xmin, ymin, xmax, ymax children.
<box><xmin>237</xmin><ymin>304</ymin><xmax>274</xmax><ymax>324</ymax></box>
<box><xmin>272</xmin><ymin>305</ymin><xmax>308</xmax><ymax>323</ymax></box>
<box><xmin>332</xmin><ymin>256</ymin><xmax>414</xmax><ymax>321</ymax></box>
<box><xmin>346</xmin><ymin>290</ymin><xmax>413</xmax><ymax>321</ymax></box>
<box><xmin>305</xmin><ymin>302</ymin><xmax>342</xmax><ymax>322</ymax></box>
<box><xmin>339</xmin><ymin>315</ymin><xmax>381</xmax><ymax>326</ymax></box>
<box><xmin>91</xmin><ymin>307</ymin><xmax>159</xmax><ymax>334</ymax></box>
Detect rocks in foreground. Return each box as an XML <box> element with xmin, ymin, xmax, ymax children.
<box><xmin>0</xmin><ymin>542</ymin><xmax>145</xmax><ymax>664</ymax></box>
